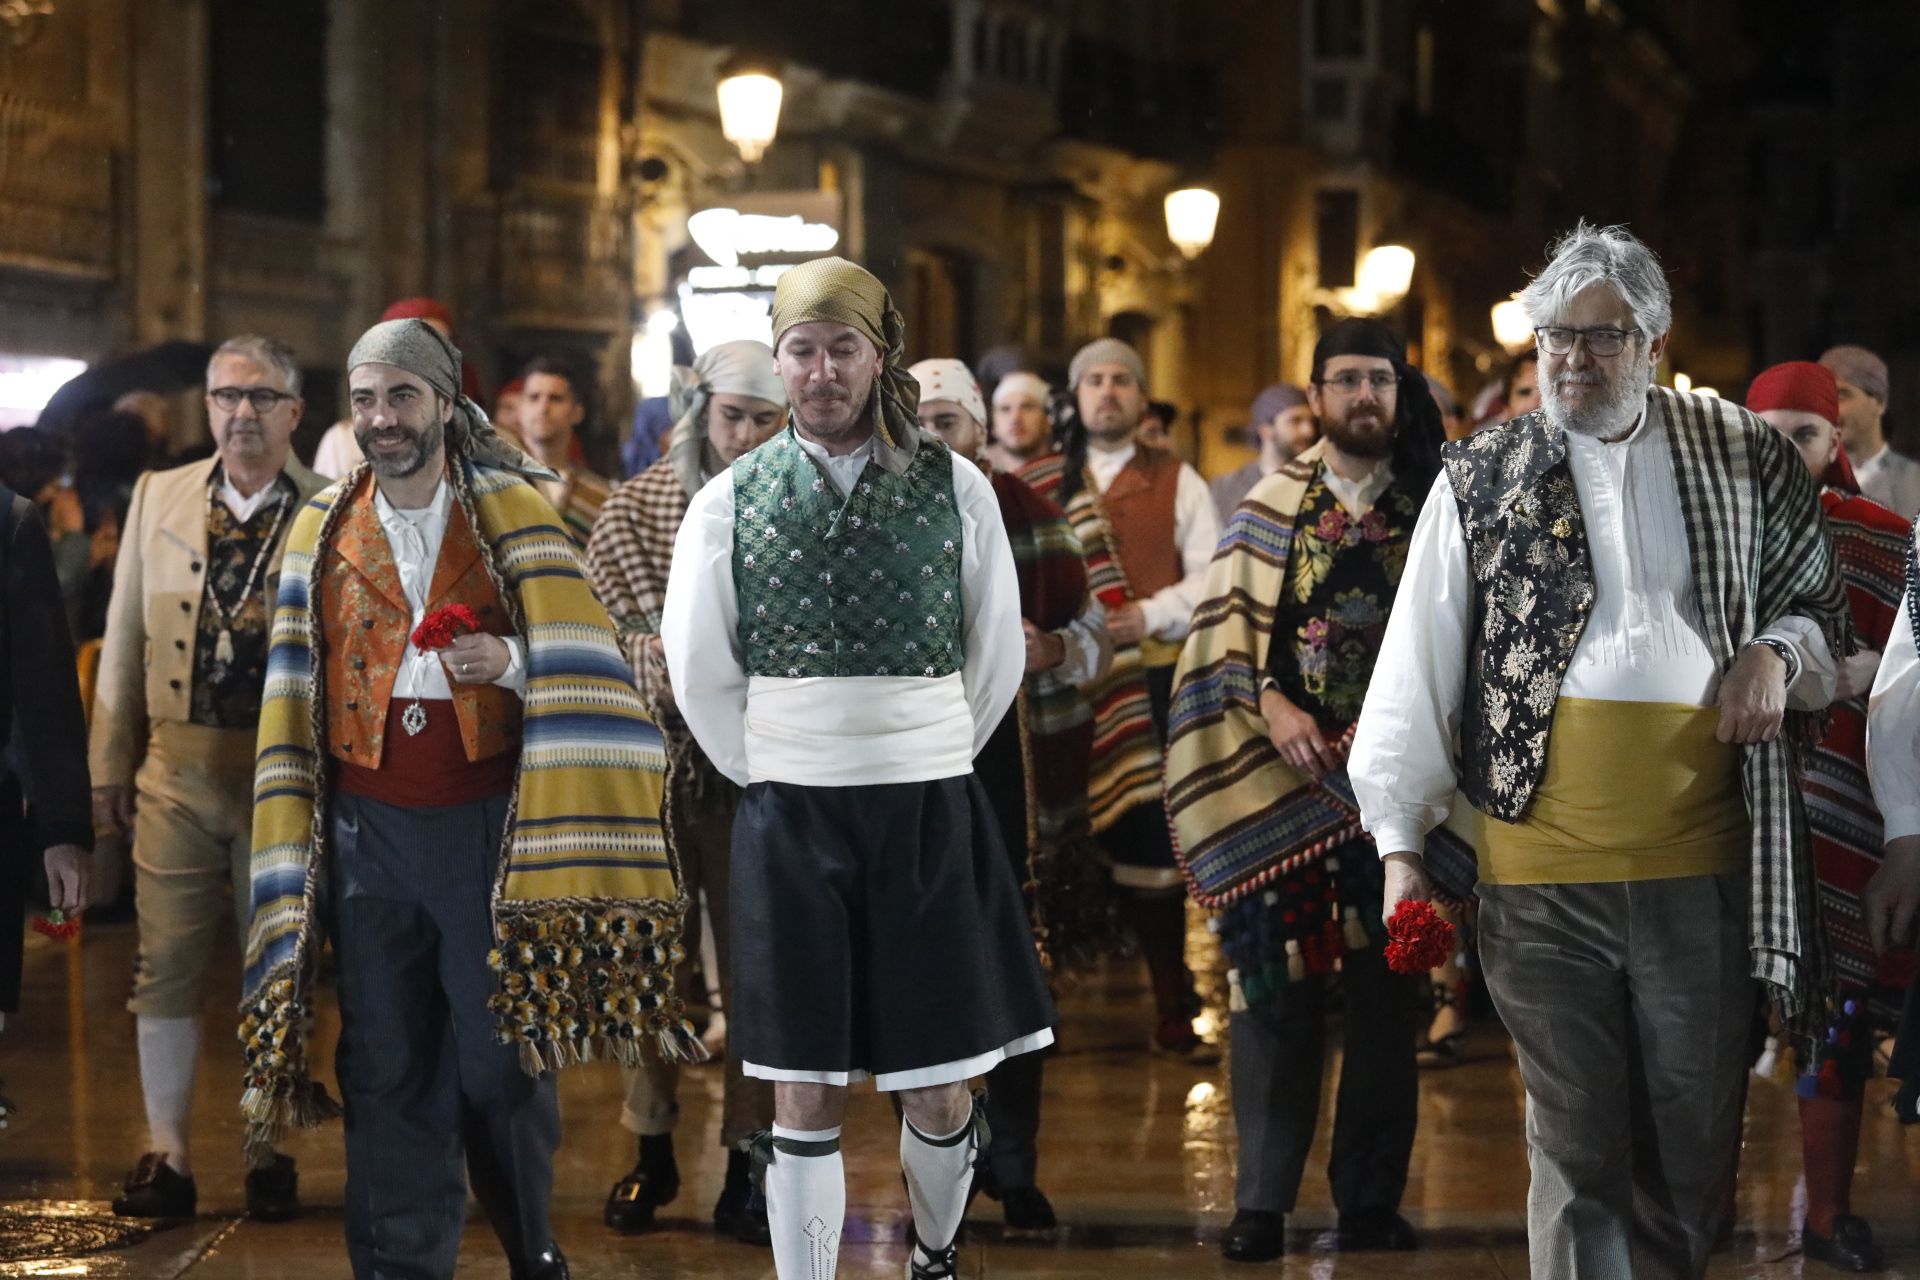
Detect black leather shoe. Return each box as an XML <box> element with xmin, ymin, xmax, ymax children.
<box><xmin>513</xmin><ymin>1246</ymin><xmax>569</xmax><ymax>1280</ymax></box>
<box><xmin>713</xmin><ymin>1156</ymin><xmax>771</xmax><ymax>1246</ymax></box>
<box><xmin>112</xmin><ymin>1153</ymin><xmax>197</xmax><ymax>1218</ymax></box>
<box><xmin>603</xmin><ymin>1159</ymin><xmax>680</xmax><ymax>1233</ymax></box>
<box><xmin>1337</xmin><ymin>1210</ymin><xmax>1418</xmax><ymax>1251</ymax></box>
<box><xmin>909</xmin><ymin>1242</ymin><xmax>960</xmax><ymax>1278</ymax></box>
<box><xmin>244</xmin><ymin>1153</ymin><xmax>300</xmax><ymax>1222</ymax></box>
<box><xmin>1804</xmin><ymin>1216</ymin><xmax>1886</xmax><ymax>1273</ymax></box>
<box><xmin>1220</xmin><ymin>1209</ymin><xmax>1284</xmax><ymax>1262</ymax></box>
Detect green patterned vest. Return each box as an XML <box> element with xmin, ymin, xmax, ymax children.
<box><xmin>731</xmin><ymin>429</ymin><xmax>966</xmax><ymax>678</ymax></box>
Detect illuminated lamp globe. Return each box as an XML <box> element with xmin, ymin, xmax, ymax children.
<box><xmin>718</xmin><ymin>68</ymin><xmax>783</xmax><ymax>164</ymax></box>
<box><xmin>1357</xmin><ymin>245</ymin><xmax>1416</xmax><ymax>305</ymax></box>
<box><xmin>1491</xmin><ymin>299</ymin><xmax>1533</xmax><ymax>350</ymax></box>
<box><xmin>1164</xmin><ymin>188</ymin><xmax>1221</xmax><ymax>260</ymax></box>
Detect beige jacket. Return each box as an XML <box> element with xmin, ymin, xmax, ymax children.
<box><xmin>88</xmin><ymin>453</ymin><xmax>328</xmax><ymax>789</ymax></box>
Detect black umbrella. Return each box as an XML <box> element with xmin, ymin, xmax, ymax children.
<box><xmin>34</xmin><ymin>340</ymin><xmax>214</xmax><ymax>436</ymax></box>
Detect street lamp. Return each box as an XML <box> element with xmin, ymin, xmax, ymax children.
<box><xmin>717</xmin><ymin>61</ymin><xmax>784</xmax><ymax>165</ymax></box>
<box><xmin>1357</xmin><ymin>244</ymin><xmax>1415</xmax><ymax>306</ymax></box>
<box><xmin>1164</xmin><ymin>187</ymin><xmax>1221</xmax><ymax>260</ymax></box>
<box><xmin>1491</xmin><ymin>299</ymin><xmax>1533</xmax><ymax>350</ymax></box>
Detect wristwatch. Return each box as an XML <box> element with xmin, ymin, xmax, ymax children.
<box><xmin>1744</xmin><ymin>636</ymin><xmax>1801</xmax><ymax>686</ymax></box>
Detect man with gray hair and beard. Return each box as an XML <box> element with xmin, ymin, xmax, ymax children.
<box><xmin>1351</xmin><ymin>222</ymin><xmax>1850</xmax><ymax>1278</ymax></box>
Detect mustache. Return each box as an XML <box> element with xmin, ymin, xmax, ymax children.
<box><xmin>1555</xmin><ymin>372</ymin><xmax>1603</xmax><ymax>388</ymax></box>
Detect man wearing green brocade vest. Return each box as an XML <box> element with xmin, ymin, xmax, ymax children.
<box><xmin>662</xmin><ymin>258</ymin><xmax>1054</xmax><ymax>1280</ymax></box>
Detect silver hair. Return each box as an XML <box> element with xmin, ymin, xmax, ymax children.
<box><xmin>208</xmin><ymin>334</ymin><xmax>302</xmax><ymax>396</ymax></box>
<box><xmin>1518</xmin><ymin>221</ymin><xmax>1673</xmax><ymax>340</ymax></box>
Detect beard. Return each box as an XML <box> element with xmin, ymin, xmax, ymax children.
<box><xmin>1082</xmin><ymin>398</ymin><xmax>1139</xmax><ymax>445</ymax></box>
<box><xmin>792</xmin><ymin>385</ymin><xmax>872</xmax><ymax>443</ymax></box>
<box><xmin>1321</xmin><ymin>402</ymin><xmax>1395</xmax><ymax>460</ymax></box>
<box><xmin>1542</xmin><ymin>364</ymin><xmax>1651</xmax><ymax>439</ymax></box>
<box><xmin>357</xmin><ymin>418</ymin><xmax>444</xmax><ymax>479</ymax></box>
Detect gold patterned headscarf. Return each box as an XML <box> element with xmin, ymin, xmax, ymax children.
<box><xmin>770</xmin><ymin>256</ymin><xmax>920</xmax><ymax>455</ymax></box>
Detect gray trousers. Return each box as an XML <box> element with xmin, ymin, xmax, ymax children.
<box><xmin>1229</xmin><ymin>940</ymin><xmax>1423</xmax><ymax>1215</ymax></box>
<box><xmin>1478</xmin><ymin>873</ymin><xmax>1754</xmax><ymax>1280</ymax></box>
<box><xmin>329</xmin><ymin>790</ymin><xmax>562</xmax><ymax>1280</ymax></box>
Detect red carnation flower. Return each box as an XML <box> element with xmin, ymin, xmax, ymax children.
<box><xmin>1383</xmin><ymin>899</ymin><xmax>1454</xmax><ymax>974</ymax></box>
<box><xmin>32</xmin><ymin>910</ymin><xmax>80</xmax><ymax>941</ymax></box>
<box><xmin>411</xmin><ymin>603</ymin><xmax>482</xmax><ymax>651</ymax></box>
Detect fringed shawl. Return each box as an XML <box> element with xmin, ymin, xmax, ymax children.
<box><xmin>990</xmin><ymin>468</ymin><xmax>1123</xmax><ymax>970</ymax></box>
<box><xmin>240</xmin><ymin>456</ymin><xmax>702</xmax><ymax>1162</ymax></box>
<box><xmin>1018</xmin><ymin>452</ymin><xmax>1166</xmax><ymax>833</ymax></box>
<box><xmin>1164</xmin><ymin>442</ymin><xmax>1476</xmax><ymax>911</ymax></box>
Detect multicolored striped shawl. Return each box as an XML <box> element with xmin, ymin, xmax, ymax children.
<box><xmin>240</xmin><ymin>455</ymin><xmax>699</xmax><ymax>1162</ymax></box>
<box><xmin>1164</xmin><ymin>443</ymin><xmax>1476</xmax><ymax>913</ymax></box>
<box><xmin>1810</xmin><ymin>485</ymin><xmax>1914</xmax><ymax>1031</ymax></box>
<box><xmin>1018</xmin><ymin>452</ymin><xmax>1165</xmax><ymax>833</ymax></box>
<box><xmin>989</xmin><ymin>467</ymin><xmax>1121</xmax><ymax>970</ymax></box>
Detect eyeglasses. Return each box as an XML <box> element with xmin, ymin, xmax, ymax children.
<box><xmin>209</xmin><ymin>386</ymin><xmax>298</xmax><ymax>413</ymax></box>
<box><xmin>1533</xmin><ymin>326</ymin><xmax>1641</xmax><ymax>357</ymax></box>
<box><xmin>1319</xmin><ymin>371</ymin><xmax>1400</xmax><ymax>395</ymax></box>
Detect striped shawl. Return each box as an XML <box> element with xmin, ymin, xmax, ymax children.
<box><xmin>991</xmin><ymin>468</ymin><xmax>1122</xmax><ymax>970</ymax></box>
<box><xmin>241</xmin><ymin>457</ymin><xmax>700</xmax><ymax>1161</ymax></box>
<box><xmin>1165</xmin><ymin>442</ymin><xmax>1475</xmax><ymax>911</ymax></box>
<box><xmin>1656</xmin><ymin>388</ymin><xmax>1852</xmax><ymax>1023</ymax></box>
<box><xmin>1018</xmin><ymin>452</ymin><xmax>1166</xmax><ymax>833</ymax></box>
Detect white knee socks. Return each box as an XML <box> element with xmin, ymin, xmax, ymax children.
<box><xmin>136</xmin><ymin>1014</ymin><xmax>200</xmax><ymax>1175</ymax></box>
<box><xmin>901</xmin><ymin>1112</ymin><xmax>978</xmax><ymax>1260</ymax></box>
<box><xmin>767</xmin><ymin>1123</ymin><xmax>844</xmax><ymax>1280</ymax></box>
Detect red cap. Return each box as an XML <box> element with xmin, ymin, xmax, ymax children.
<box><xmin>380</xmin><ymin>297</ymin><xmax>456</xmax><ymax>330</ymax></box>
<box><xmin>1746</xmin><ymin>361</ymin><xmax>1838</xmax><ymax>425</ymax></box>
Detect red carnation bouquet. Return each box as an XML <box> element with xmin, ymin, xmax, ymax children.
<box><xmin>1383</xmin><ymin>900</ymin><xmax>1454</xmax><ymax>975</ymax></box>
<box><xmin>32</xmin><ymin>910</ymin><xmax>80</xmax><ymax>941</ymax></box>
<box><xmin>411</xmin><ymin>603</ymin><xmax>481</xmax><ymax>651</ymax></box>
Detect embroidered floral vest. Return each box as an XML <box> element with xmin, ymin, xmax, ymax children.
<box><xmin>1442</xmin><ymin>413</ymin><xmax>1597</xmax><ymax>820</ymax></box>
<box><xmin>731</xmin><ymin>429</ymin><xmax>965</xmax><ymax>679</ymax></box>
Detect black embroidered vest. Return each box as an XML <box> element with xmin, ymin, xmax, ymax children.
<box><xmin>1442</xmin><ymin>413</ymin><xmax>1597</xmax><ymax>821</ymax></box>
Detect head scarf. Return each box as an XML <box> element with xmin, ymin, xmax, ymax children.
<box><xmin>1819</xmin><ymin>345</ymin><xmax>1889</xmax><ymax>404</ymax></box>
<box><xmin>993</xmin><ymin>371</ymin><xmax>1052</xmax><ymax>412</ymax></box>
<box><xmin>908</xmin><ymin>358</ymin><xmax>987</xmax><ymax>428</ymax></box>
<box><xmin>347</xmin><ymin>319</ymin><xmax>552</xmax><ymax>481</ymax></box>
<box><xmin>1069</xmin><ymin>338</ymin><xmax>1147</xmax><ymax>392</ymax></box>
<box><xmin>1747</xmin><ymin>361</ymin><xmax>1839</xmax><ymax>425</ymax></box>
<box><xmin>1310</xmin><ymin>317</ymin><xmax>1445</xmax><ymax>496</ymax></box>
<box><xmin>1249</xmin><ymin>382</ymin><xmax>1307</xmax><ymax>426</ymax></box>
<box><xmin>770</xmin><ymin>256</ymin><xmax>919</xmax><ymax>454</ymax></box>
<box><xmin>665</xmin><ymin>339</ymin><xmax>787</xmax><ymax>497</ymax></box>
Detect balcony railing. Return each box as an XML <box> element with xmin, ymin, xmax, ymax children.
<box><xmin>0</xmin><ymin>92</ymin><xmax>114</xmax><ymax>279</ymax></box>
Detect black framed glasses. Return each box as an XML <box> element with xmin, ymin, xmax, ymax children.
<box><xmin>1533</xmin><ymin>326</ymin><xmax>1641</xmax><ymax>357</ymax></box>
<box><xmin>1320</xmin><ymin>370</ymin><xmax>1401</xmax><ymax>395</ymax></box>
<box><xmin>209</xmin><ymin>386</ymin><xmax>298</xmax><ymax>413</ymax></box>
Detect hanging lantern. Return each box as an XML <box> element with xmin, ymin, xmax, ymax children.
<box><xmin>1357</xmin><ymin>245</ymin><xmax>1416</xmax><ymax>305</ymax></box>
<box><xmin>1164</xmin><ymin>187</ymin><xmax>1221</xmax><ymax>260</ymax></box>
<box><xmin>717</xmin><ymin>64</ymin><xmax>784</xmax><ymax>165</ymax></box>
<box><xmin>1491</xmin><ymin>299</ymin><xmax>1533</xmax><ymax>350</ymax></box>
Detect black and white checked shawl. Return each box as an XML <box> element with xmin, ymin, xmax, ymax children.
<box><xmin>1659</xmin><ymin>386</ymin><xmax>1853</xmax><ymax>1024</ymax></box>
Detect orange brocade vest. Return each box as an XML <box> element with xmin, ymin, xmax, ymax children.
<box><xmin>321</xmin><ymin>476</ymin><xmax>522</xmax><ymax>770</ymax></box>
<box><xmin>1100</xmin><ymin>446</ymin><xmax>1183</xmax><ymax>599</ymax></box>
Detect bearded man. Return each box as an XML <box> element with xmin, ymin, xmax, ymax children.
<box><xmin>1352</xmin><ymin>222</ymin><xmax>1849</xmax><ymax>1279</ymax></box>
<box><xmin>586</xmin><ymin>340</ymin><xmax>787</xmax><ymax>1244</ymax></box>
<box><xmin>662</xmin><ymin>259</ymin><xmax>1053</xmax><ymax>1280</ymax></box>
<box><xmin>1210</xmin><ymin>382</ymin><xmax>1319</xmax><ymax>520</ymax></box>
<box><xmin>1021</xmin><ymin>339</ymin><xmax>1223</xmax><ymax>1060</ymax></box>
<box><xmin>1167</xmin><ymin>320</ymin><xmax>1453</xmax><ymax>1261</ymax></box>
<box><xmin>240</xmin><ymin>319</ymin><xmax>698</xmax><ymax>1280</ymax></box>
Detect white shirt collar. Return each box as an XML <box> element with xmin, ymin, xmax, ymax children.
<box><xmin>1855</xmin><ymin>443</ymin><xmax>1890</xmax><ymax>473</ymax></box>
<box><xmin>373</xmin><ymin>478</ymin><xmax>452</xmax><ymax>529</ymax></box>
<box><xmin>1086</xmin><ymin>441</ymin><xmax>1137</xmax><ymax>488</ymax></box>
<box><xmin>1321</xmin><ymin>457</ymin><xmax>1394</xmax><ymax>518</ymax></box>
<box><xmin>216</xmin><ymin>469</ymin><xmax>286</xmax><ymax>523</ymax></box>
<box><xmin>793</xmin><ymin>431</ymin><xmax>876</xmax><ymax>498</ymax></box>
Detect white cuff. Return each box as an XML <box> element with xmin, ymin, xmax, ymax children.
<box><xmin>496</xmin><ymin>636</ymin><xmax>528</xmax><ymax>697</ymax></box>
<box><xmin>1882</xmin><ymin>805</ymin><xmax>1920</xmax><ymax>844</ymax></box>
<box><xmin>1369</xmin><ymin>818</ymin><xmax>1429</xmax><ymax>859</ymax></box>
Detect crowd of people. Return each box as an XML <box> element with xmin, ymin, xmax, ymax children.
<box><xmin>1</xmin><ymin>222</ymin><xmax>1918</xmax><ymax>1280</ymax></box>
